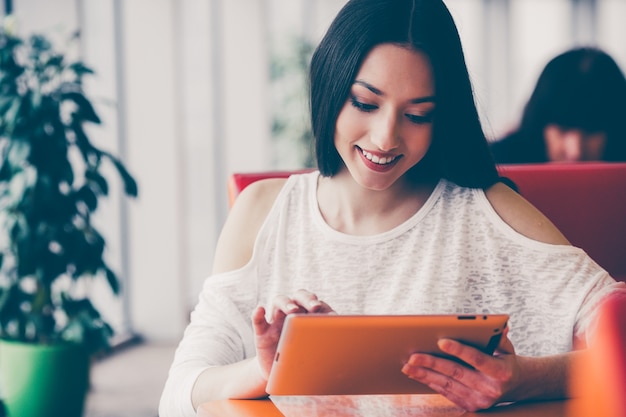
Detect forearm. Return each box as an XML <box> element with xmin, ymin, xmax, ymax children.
<box><xmin>505</xmin><ymin>350</ymin><xmax>584</xmax><ymax>402</ymax></box>
<box><xmin>191</xmin><ymin>357</ymin><xmax>268</xmax><ymax>409</ymax></box>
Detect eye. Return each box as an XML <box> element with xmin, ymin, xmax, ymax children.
<box><xmin>405</xmin><ymin>111</ymin><xmax>434</xmax><ymax>125</ymax></box>
<box><xmin>350</xmin><ymin>95</ymin><xmax>377</xmax><ymax>112</ymax></box>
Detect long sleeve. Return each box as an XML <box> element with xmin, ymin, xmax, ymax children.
<box><xmin>158</xmin><ymin>269</ymin><xmax>258</xmax><ymax>417</ymax></box>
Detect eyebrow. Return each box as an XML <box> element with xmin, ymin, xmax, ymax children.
<box><xmin>354</xmin><ymin>80</ymin><xmax>436</xmax><ymax>104</ymax></box>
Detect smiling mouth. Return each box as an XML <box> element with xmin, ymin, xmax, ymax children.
<box><xmin>359</xmin><ymin>148</ymin><xmax>401</xmax><ymax>165</ymax></box>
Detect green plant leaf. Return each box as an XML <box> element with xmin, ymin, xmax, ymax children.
<box><xmin>0</xmin><ymin>94</ymin><xmax>17</xmax><ymax>114</ymax></box>
<box><xmin>6</xmin><ymin>139</ymin><xmax>31</xmax><ymax>170</ymax></box>
<box><xmin>68</xmin><ymin>62</ymin><xmax>94</xmax><ymax>76</ymax></box>
<box><xmin>29</xmin><ymin>35</ymin><xmax>52</xmax><ymax>54</ymax></box>
<box><xmin>85</xmin><ymin>169</ymin><xmax>109</xmax><ymax>196</ymax></box>
<box><xmin>104</xmin><ymin>153</ymin><xmax>138</xmax><ymax>197</ymax></box>
<box><xmin>75</xmin><ymin>184</ymin><xmax>98</xmax><ymax>212</ymax></box>
<box><xmin>62</xmin><ymin>91</ymin><xmax>101</xmax><ymax>124</ymax></box>
<box><xmin>71</xmin><ymin>120</ymin><xmax>100</xmax><ymax>164</ymax></box>
<box><xmin>61</xmin><ymin>296</ymin><xmax>94</xmax><ymax>318</ymax></box>
<box><xmin>1</xmin><ymin>94</ymin><xmax>22</xmax><ymax>134</ymax></box>
<box><xmin>0</xmin><ymin>284</ymin><xmax>33</xmax><ymax>341</ymax></box>
<box><xmin>69</xmin><ymin>227</ymin><xmax>105</xmax><ymax>278</ymax></box>
<box><xmin>44</xmin><ymin>54</ymin><xmax>64</xmax><ymax>69</ymax></box>
<box><xmin>104</xmin><ymin>267</ymin><xmax>120</xmax><ymax>295</ymax></box>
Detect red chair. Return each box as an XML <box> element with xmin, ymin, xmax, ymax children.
<box><xmin>227</xmin><ymin>169</ymin><xmax>314</xmax><ymax>207</ymax></box>
<box><xmin>228</xmin><ymin>163</ymin><xmax>626</xmax><ymax>281</ymax></box>
<box><xmin>497</xmin><ymin>163</ymin><xmax>626</xmax><ymax>282</ymax></box>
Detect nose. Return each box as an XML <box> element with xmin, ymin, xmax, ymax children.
<box><xmin>371</xmin><ymin>109</ymin><xmax>400</xmax><ymax>151</ymax></box>
<box><xmin>562</xmin><ymin>131</ymin><xmax>584</xmax><ymax>161</ymax></box>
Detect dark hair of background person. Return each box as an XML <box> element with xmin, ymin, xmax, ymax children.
<box><xmin>309</xmin><ymin>0</ymin><xmax>499</xmax><ymax>189</ymax></box>
<box><xmin>491</xmin><ymin>47</ymin><xmax>626</xmax><ymax>163</ymax></box>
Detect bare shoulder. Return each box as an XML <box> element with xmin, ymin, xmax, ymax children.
<box><xmin>485</xmin><ymin>182</ymin><xmax>570</xmax><ymax>245</ymax></box>
<box><xmin>212</xmin><ymin>178</ymin><xmax>288</xmax><ymax>274</ymax></box>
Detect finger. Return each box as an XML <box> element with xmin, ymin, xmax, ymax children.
<box><xmin>402</xmin><ymin>354</ymin><xmax>499</xmax><ymax>411</ymax></box>
<box><xmin>405</xmin><ymin>352</ymin><xmax>473</xmax><ymax>384</ymax></box>
<box><xmin>402</xmin><ymin>357</ymin><xmax>479</xmax><ymax>402</ymax></box>
<box><xmin>428</xmin><ymin>382</ymin><xmax>493</xmax><ymax>412</ymax></box>
<box><xmin>291</xmin><ymin>289</ymin><xmax>336</xmax><ymax>313</ymax></box>
<box><xmin>316</xmin><ymin>300</ymin><xmax>337</xmax><ymax>314</ymax></box>
<box><xmin>270</xmin><ymin>294</ymin><xmax>306</xmax><ymax>317</ymax></box>
<box><xmin>495</xmin><ymin>329</ymin><xmax>515</xmax><ymax>355</ymax></box>
<box><xmin>252</xmin><ymin>305</ymin><xmax>273</xmax><ymax>335</ymax></box>
<box><xmin>438</xmin><ymin>339</ymin><xmax>511</xmax><ymax>381</ymax></box>
<box><xmin>253</xmin><ymin>305</ymin><xmax>288</xmax><ymax>353</ymax></box>
<box><xmin>291</xmin><ymin>289</ymin><xmax>326</xmax><ymax>312</ymax></box>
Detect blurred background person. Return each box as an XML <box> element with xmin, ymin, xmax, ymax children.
<box><xmin>490</xmin><ymin>47</ymin><xmax>626</xmax><ymax>163</ymax></box>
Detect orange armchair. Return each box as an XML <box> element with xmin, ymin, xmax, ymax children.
<box><xmin>227</xmin><ymin>163</ymin><xmax>626</xmax><ymax>281</ymax></box>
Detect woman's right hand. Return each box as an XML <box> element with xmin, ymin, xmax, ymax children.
<box><xmin>252</xmin><ymin>290</ymin><xmax>336</xmax><ymax>380</ymax></box>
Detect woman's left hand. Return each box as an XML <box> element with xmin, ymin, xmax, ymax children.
<box><xmin>401</xmin><ymin>329</ymin><xmax>520</xmax><ymax>412</ymax></box>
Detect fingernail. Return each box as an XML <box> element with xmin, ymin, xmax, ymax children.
<box><xmin>437</xmin><ymin>339</ymin><xmax>451</xmax><ymax>350</ymax></box>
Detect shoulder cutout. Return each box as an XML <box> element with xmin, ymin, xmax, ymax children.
<box><xmin>485</xmin><ymin>182</ymin><xmax>570</xmax><ymax>246</ymax></box>
<box><xmin>212</xmin><ymin>178</ymin><xmax>288</xmax><ymax>274</ymax></box>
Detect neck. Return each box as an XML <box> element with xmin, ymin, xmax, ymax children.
<box><xmin>316</xmin><ymin>170</ymin><xmax>436</xmax><ymax>235</ymax></box>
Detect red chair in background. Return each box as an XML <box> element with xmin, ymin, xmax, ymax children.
<box><xmin>228</xmin><ymin>163</ymin><xmax>626</xmax><ymax>281</ymax></box>
<box><xmin>497</xmin><ymin>163</ymin><xmax>626</xmax><ymax>282</ymax></box>
<box><xmin>227</xmin><ymin>169</ymin><xmax>313</xmax><ymax>207</ymax></box>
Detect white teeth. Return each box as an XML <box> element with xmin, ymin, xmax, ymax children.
<box><xmin>361</xmin><ymin>149</ymin><xmax>397</xmax><ymax>165</ymax></box>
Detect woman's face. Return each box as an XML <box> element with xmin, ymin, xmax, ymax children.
<box><xmin>334</xmin><ymin>43</ymin><xmax>436</xmax><ymax>191</ymax></box>
<box><xmin>544</xmin><ymin>124</ymin><xmax>607</xmax><ymax>162</ymax></box>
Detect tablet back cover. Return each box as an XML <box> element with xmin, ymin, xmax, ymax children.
<box><xmin>266</xmin><ymin>314</ymin><xmax>508</xmax><ymax>395</ymax></box>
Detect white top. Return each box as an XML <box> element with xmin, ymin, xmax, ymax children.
<box><xmin>159</xmin><ymin>171</ymin><xmax>624</xmax><ymax>417</ymax></box>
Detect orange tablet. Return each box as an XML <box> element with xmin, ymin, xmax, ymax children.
<box><xmin>265</xmin><ymin>313</ymin><xmax>509</xmax><ymax>396</ymax></box>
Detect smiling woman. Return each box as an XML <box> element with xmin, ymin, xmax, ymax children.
<box><xmin>159</xmin><ymin>1</ymin><xmax>625</xmax><ymax>417</ymax></box>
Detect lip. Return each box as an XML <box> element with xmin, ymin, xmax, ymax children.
<box><xmin>357</xmin><ymin>146</ymin><xmax>401</xmax><ymax>172</ymax></box>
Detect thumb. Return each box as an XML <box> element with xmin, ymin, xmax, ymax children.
<box><xmin>252</xmin><ymin>305</ymin><xmax>269</xmax><ymax>334</ymax></box>
<box><xmin>495</xmin><ymin>326</ymin><xmax>515</xmax><ymax>355</ymax></box>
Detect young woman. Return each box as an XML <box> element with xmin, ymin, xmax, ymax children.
<box><xmin>491</xmin><ymin>47</ymin><xmax>626</xmax><ymax>163</ymax></box>
<box><xmin>159</xmin><ymin>1</ymin><xmax>625</xmax><ymax>416</ymax></box>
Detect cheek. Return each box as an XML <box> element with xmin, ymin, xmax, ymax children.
<box><xmin>405</xmin><ymin>125</ymin><xmax>433</xmax><ymax>155</ymax></box>
<box><xmin>335</xmin><ymin>106</ymin><xmax>365</xmax><ymax>144</ymax></box>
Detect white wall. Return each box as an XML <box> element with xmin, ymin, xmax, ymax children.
<box><xmin>121</xmin><ymin>0</ymin><xmax>273</xmax><ymax>341</ymax></box>
<box><xmin>120</xmin><ymin>0</ymin><xmax>188</xmax><ymax>341</ymax></box>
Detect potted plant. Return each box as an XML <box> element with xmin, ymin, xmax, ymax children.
<box><xmin>0</xmin><ymin>24</ymin><xmax>137</xmax><ymax>417</ymax></box>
